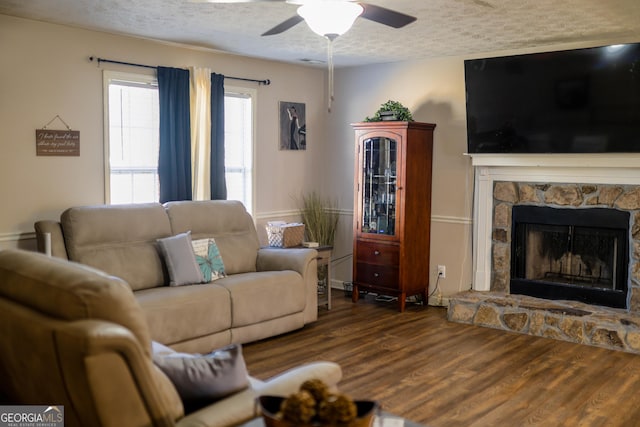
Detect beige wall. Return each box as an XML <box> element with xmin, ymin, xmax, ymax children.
<box><xmin>0</xmin><ymin>14</ymin><xmax>329</xmax><ymax>250</ymax></box>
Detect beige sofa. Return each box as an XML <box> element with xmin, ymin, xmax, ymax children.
<box><xmin>0</xmin><ymin>249</ymin><xmax>342</xmax><ymax>427</ymax></box>
<box><xmin>34</xmin><ymin>200</ymin><xmax>318</xmax><ymax>354</ymax></box>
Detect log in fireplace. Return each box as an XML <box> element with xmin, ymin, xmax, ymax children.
<box><xmin>511</xmin><ymin>205</ymin><xmax>629</xmax><ymax>309</ymax></box>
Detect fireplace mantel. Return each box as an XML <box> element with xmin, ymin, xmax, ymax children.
<box><xmin>470</xmin><ymin>153</ymin><xmax>640</xmax><ymax>292</ymax></box>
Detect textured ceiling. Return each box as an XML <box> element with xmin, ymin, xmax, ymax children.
<box><xmin>1</xmin><ymin>0</ymin><xmax>640</xmax><ymax>67</ymax></box>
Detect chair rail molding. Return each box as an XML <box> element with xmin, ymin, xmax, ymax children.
<box><xmin>0</xmin><ymin>231</ymin><xmax>35</xmax><ymax>243</ymax></box>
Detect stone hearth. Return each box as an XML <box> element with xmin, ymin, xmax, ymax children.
<box><xmin>448</xmin><ymin>291</ymin><xmax>640</xmax><ymax>354</ymax></box>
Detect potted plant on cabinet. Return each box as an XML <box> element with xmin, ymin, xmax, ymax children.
<box><xmin>364</xmin><ymin>99</ymin><xmax>414</xmax><ymax>122</ymax></box>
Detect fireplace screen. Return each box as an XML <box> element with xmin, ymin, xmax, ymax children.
<box><xmin>511</xmin><ymin>206</ymin><xmax>629</xmax><ymax>308</ymax></box>
<box><xmin>522</xmin><ymin>224</ymin><xmax>619</xmax><ymax>289</ymax></box>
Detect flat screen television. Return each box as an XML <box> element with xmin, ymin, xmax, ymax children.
<box><xmin>464</xmin><ymin>43</ymin><xmax>640</xmax><ymax>154</ymax></box>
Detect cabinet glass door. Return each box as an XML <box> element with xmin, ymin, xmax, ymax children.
<box><xmin>361</xmin><ymin>136</ymin><xmax>397</xmax><ymax>236</ymax></box>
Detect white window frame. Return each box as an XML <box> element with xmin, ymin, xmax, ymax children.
<box><xmin>103</xmin><ymin>70</ymin><xmax>158</xmax><ymax>204</ymax></box>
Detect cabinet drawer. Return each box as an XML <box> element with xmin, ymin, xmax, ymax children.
<box><xmin>356</xmin><ymin>263</ymin><xmax>399</xmax><ymax>288</ymax></box>
<box><xmin>356</xmin><ymin>240</ymin><xmax>399</xmax><ymax>265</ymax></box>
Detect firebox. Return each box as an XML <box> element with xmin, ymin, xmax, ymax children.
<box><xmin>511</xmin><ymin>205</ymin><xmax>629</xmax><ymax>309</ymax></box>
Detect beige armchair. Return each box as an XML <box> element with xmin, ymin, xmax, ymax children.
<box><xmin>0</xmin><ymin>250</ymin><xmax>341</xmax><ymax>427</ymax></box>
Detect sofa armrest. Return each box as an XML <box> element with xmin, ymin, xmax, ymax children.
<box><xmin>252</xmin><ymin>361</ymin><xmax>342</xmax><ymax>396</ymax></box>
<box><xmin>34</xmin><ymin>220</ymin><xmax>68</xmax><ymax>259</ymax></box>
<box><xmin>256</xmin><ymin>248</ymin><xmax>316</xmax><ymax>276</ymax></box>
<box><xmin>55</xmin><ymin>320</ymin><xmax>182</xmax><ymax>427</ymax></box>
<box><xmin>257</xmin><ymin>248</ymin><xmax>318</xmax><ymax>323</ymax></box>
<box><xmin>176</xmin><ymin>362</ymin><xmax>342</xmax><ymax>427</ymax></box>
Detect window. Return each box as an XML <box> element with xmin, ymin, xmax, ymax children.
<box><xmin>224</xmin><ymin>88</ymin><xmax>255</xmax><ymax>214</ymax></box>
<box><xmin>104</xmin><ymin>73</ymin><xmax>255</xmax><ymax>213</ymax></box>
<box><xmin>104</xmin><ymin>71</ymin><xmax>159</xmax><ymax>204</ymax></box>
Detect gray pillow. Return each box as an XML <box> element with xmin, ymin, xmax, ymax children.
<box><xmin>153</xmin><ymin>343</ymin><xmax>250</xmax><ymax>404</ymax></box>
<box><xmin>157</xmin><ymin>231</ymin><xmax>204</xmax><ymax>286</ymax></box>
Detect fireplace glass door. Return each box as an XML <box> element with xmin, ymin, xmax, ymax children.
<box><xmin>520</xmin><ymin>224</ymin><xmax>620</xmax><ymax>290</ymax></box>
<box><xmin>511</xmin><ymin>206</ymin><xmax>629</xmax><ymax>308</ymax></box>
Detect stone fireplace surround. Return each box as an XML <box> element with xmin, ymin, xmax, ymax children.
<box><xmin>448</xmin><ymin>154</ymin><xmax>640</xmax><ymax>354</ymax></box>
<box><xmin>493</xmin><ymin>181</ymin><xmax>637</xmax><ymax>305</ymax></box>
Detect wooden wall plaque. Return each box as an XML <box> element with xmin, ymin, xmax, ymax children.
<box><xmin>35</xmin><ymin>129</ymin><xmax>80</xmax><ymax>156</ymax></box>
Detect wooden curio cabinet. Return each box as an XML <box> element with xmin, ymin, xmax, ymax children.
<box><xmin>351</xmin><ymin>121</ymin><xmax>436</xmax><ymax>311</ymax></box>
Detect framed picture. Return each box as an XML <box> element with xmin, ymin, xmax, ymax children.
<box><xmin>279</xmin><ymin>101</ymin><xmax>306</xmax><ymax>150</ymax></box>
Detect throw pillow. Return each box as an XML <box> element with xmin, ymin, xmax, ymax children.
<box><xmin>153</xmin><ymin>343</ymin><xmax>250</xmax><ymax>408</ymax></box>
<box><xmin>152</xmin><ymin>340</ymin><xmax>176</xmax><ymax>356</ymax></box>
<box><xmin>157</xmin><ymin>231</ymin><xmax>204</xmax><ymax>286</ymax></box>
<box><xmin>191</xmin><ymin>238</ymin><xmax>226</xmax><ymax>282</ymax></box>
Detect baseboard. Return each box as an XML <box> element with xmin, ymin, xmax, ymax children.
<box><xmin>429</xmin><ymin>296</ymin><xmax>450</xmax><ymax>308</ymax></box>
<box><xmin>328</xmin><ymin>281</ymin><xmax>449</xmax><ymax>308</ymax></box>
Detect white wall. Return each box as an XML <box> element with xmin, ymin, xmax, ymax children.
<box><xmin>0</xmin><ymin>14</ymin><xmax>329</xmax><ymax>250</ymax></box>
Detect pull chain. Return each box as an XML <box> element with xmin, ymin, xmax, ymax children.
<box><xmin>327</xmin><ymin>37</ymin><xmax>334</xmax><ymax>113</ymax></box>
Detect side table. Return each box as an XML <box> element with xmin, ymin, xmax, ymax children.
<box><xmin>315</xmin><ymin>245</ymin><xmax>332</xmax><ymax>310</ymax></box>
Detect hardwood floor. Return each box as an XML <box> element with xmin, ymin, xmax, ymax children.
<box><xmin>242</xmin><ymin>293</ymin><xmax>640</xmax><ymax>426</ymax></box>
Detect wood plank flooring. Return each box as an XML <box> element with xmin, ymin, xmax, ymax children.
<box><xmin>242</xmin><ymin>293</ymin><xmax>640</xmax><ymax>427</ymax></box>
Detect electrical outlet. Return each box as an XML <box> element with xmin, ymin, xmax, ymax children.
<box><xmin>437</xmin><ymin>265</ymin><xmax>446</xmax><ymax>278</ymax></box>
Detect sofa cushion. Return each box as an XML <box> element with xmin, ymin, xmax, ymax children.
<box><xmin>0</xmin><ymin>250</ymin><xmax>153</xmax><ymax>356</ymax></box>
<box><xmin>192</xmin><ymin>238</ymin><xmax>226</xmax><ymax>282</ymax></box>
<box><xmin>135</xmin><ymin>283</ymin><xmax>232</xmax><ymax>346</ymax></box>
<box><xmin>153</xmin><ymin>343</ymin><xmax>249</xmax><ymax>407</ymax></box>
<box><xmin>61</xmin><ymin>203</ymin><xmax>172</xmax><ymax>291</ymax></box>
<box><xmin>164</xmin><ymin>200</ymin><xmax>260</xmax><ymax>275</ymax></box>
<box><xmin>157</xmin><ymin>231</ymin><xmax>204</xmax><ymax>286</ymax></box>
<box><xmin>215</xmin><ymin>271</ymin><xmax>306</xmax><ymax>327</ymax></box>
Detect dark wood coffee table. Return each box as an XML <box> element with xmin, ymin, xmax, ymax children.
<box><xmin>236</xmin><ymin>412</ymin><xmax>426</xmax><ymax>427</ymax></box>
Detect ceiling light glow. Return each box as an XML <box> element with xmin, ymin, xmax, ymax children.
<box><xmin>297</xmin><ymin>1</ymin><xmax>364</xmax><ymax>38</ymax></box>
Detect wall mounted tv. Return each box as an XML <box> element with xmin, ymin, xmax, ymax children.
<box><xmin>464</xmin><ymin>43</ymin><xmax>640</xmax><ymax>154</ymax></box>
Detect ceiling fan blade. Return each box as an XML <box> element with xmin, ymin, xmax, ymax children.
<box><xmin>261</xmin><ymin>15</ymin><xmax>304</xmax><ymax>36</ymax></box>
<box><xmin>359</xmin><ymin>3</ymin><xmax>417</xmax><ymax>28</ymax></box>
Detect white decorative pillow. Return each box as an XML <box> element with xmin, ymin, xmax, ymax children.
<box><xmin>153</xmin><ymin>343</ymin><xmax>249</xmax><ymax>408</ymax></box>
<box><xmin>191</xmin><ymin>238</ymin><xmax>226</xmax><ymax>282</ymax></box>
<box><xmin>157</xmin><ymin>231</ymin><xmax>204</xmax><ymax>286</ymax></box>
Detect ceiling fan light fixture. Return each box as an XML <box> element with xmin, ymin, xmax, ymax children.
<box><xmin>297</xmin><ymin>1</ymin><xmax>364</xmax><ymax>38</ymax></box>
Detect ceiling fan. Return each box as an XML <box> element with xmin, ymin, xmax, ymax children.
<box><xmin>195</xmin><ymin>1</ymin><xmax>417</xmax><ymax>112</ymax></box>
<box><xmin>194</xmin><ymin>0</ymin><xmax>417</xmax><ymax>39</ymax></box>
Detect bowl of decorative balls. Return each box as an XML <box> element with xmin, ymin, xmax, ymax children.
<box><xmin>258</xmin><ymin>379</ymin><xmax>378</xmax><ymax>427</ymax></box>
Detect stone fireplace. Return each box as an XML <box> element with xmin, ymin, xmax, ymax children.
<box><xmin>448</xmin><ymin>154</ymin><xmax>640</xmax><ymax>354</ymax></box>
<box><xmin>511</xmin><ymin>204</ymin><xmax>630</xmax><ymax>308</ymax></box>
<box><xmin>494</xmin><ymin>182</ymin><xmax>637</xmax><ymax>309</ymax></box>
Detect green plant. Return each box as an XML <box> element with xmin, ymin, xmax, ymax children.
<box><xmin>364</xmin><ymin>100</ymin><xmax>414</xmax><ymax>122</ymax></box>
<box><xmin>297</xmin><ymin>192</ymin><xmax>339</xmax><ymax>246</ymax></box>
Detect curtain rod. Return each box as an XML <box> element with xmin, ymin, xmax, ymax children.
<box><xmin>89</xmin><ymin>56</ymin><xmax>271</xmax><ymax>85</ymax></box>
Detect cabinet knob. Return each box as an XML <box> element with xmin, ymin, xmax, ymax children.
<box><xmin>373</xmin><ymin>273</ymin><xmax>379</xmax><ymax>278</ymax></box>
<box><xmin>374</xmin><ymin>250</ymin><xmax>380</xmax><ymax>255</ymax></box>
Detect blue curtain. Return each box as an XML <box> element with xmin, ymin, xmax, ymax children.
<box><xmin>210</xmin><ymin>73</ymin><xmax>227</xmax><ymax>200</ymax></box>
<box><xmin>158</xmin><ymin>66</ymin><xmax>192</xmax><ymax>203</ymax></box>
